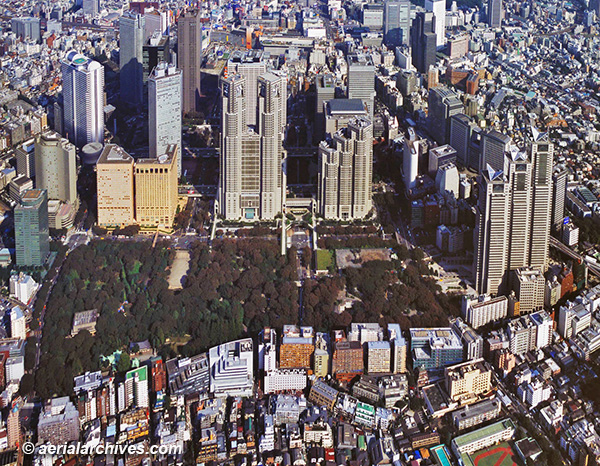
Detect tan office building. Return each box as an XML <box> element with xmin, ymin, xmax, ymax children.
<box><xmin>97</xmin><ymin>145</ymin><xmax>134</xmax><ymax>226</ymax></box>
<box><xmin>135</xmin><ymin>145</ymin><xmax>178</xmax><ymax>228</ymax></box>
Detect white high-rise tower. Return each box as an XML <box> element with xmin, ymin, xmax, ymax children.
<box><xmin>425</xmin><ymin>0</ymin><xmax>446</xmax><ymax>48</ymax></box>
<box><xmin>61</xmin><ymin>51</ymin><xmax>104</xmax><ymax>148</ymax></box>
<box><xmin>148</xmin><ymin>62</ymin><xmax>182</xmax><ymax>176</ymax></box>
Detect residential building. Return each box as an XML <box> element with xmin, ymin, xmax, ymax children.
<box><xmin>388</xmin><ymin>324</ymin><xmax>407</xmax><ymax>373</ymax></box>
<box><xmin>309</xmin><ymin>380</ymin><xmax>339</xmax><ymax>411</ymax></box>
<box><xmin>279</xmin><ymin>326</ymin><xmax>314</xmax><ymax>370</ymax></box>
<box><xmin>367</xmin><ymin>341</ymin><xmax>391</xmax><ymax>374</ymax></box>
<box><xmin>445</xmin><ymin>359</ymin><xmax>492</xmax><ymax>402</ymax></box>
<box><xmin>452</xmin><ymin>397</ymin><xmax>502</xmax><ymax>430</ymax></box>
<box><xmin>462</xmin><ymin>295</ymin><xmax>508</xmax><ymax>329</ymax></box>
<box><xmin>513</xmin><ymin>267</ymin><xmax>545</xmax><ymax>315</ymax></box>
<box><xmin>38</xmin><ymin>397</ymin><xmax>80</xmax><ymax>444</ymax></box>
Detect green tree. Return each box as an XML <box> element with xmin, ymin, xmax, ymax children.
<box><xmin>117</xmin><ymin>352</ymin><xmax>131</xmax><ymax>373</ymax></box>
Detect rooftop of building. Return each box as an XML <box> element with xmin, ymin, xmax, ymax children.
<box><xmin>452</xmin><ymin>419</ymin><xmax>515</xmax><ymax>448</ymax></box>
<box><xmin>98</xmin><ymin>144</ymin><xmax>134</xmax><ymax>164</ymax></box>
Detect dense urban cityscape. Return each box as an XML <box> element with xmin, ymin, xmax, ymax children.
<box><xmin>0</xmin><ymin>0</ymin><xmax>598</xmax><ymax>465</ymax></box>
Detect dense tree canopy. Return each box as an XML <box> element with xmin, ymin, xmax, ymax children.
<box><xmin>36</xmin><ymin>239</ymin><xmax>298</xmax><ymax>398</ymax></box>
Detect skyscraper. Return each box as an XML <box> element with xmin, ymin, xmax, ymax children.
<box><xmin>97</xmin><ymin>145</ymin><xmax>135</xmax><ymax>227</ymax></box>
<box><xmin>178</xmin><ymin>10</ymin><xmax>202</xmax><ymax>115</ymax></box>
<box><xmin>425</xmin><ymin>0</ymin><xmax>446</xmax><ymax>47</ymax></box>
<box><xmin>258</xmin><ymin>73</ymin><xmax>287</xmax><ymax>219</ymax></box>
<box><xmin>428</xmin><ymin>87</ymin><xmax>464</xmax><ymax>145</ymax></box>
<box><xmin>135</xmin><ymin>145</ymin><xmax>179</xmax><ymax>229</ymax></box>
<box><xmin>62</xmin><ymin>51</ymin><xmax>104</xmax><ymax>148</ymax></box>
<box><xmin>552</xmin><ymin>166</ymin><xmax>568</xmax><ymax>230</ymax></box>
<box><xmin>449</xmin><ymin>113</ymin><xmax>481</xmax><ymax>170</ymax></box>
<box><xmin>403</xmin><ymin>129</ymin><xmax>421</xmax><ymax>191</ymax></box>
<box><xmin>97</xmin><ymin>144</ymin><xmax>178</xmax><ymax>229</ymax></box>
<box><xmin>528</xmin><ymin>131</ymin><xmax>553</xmax><ymax>272</ymax></box>
<box><xmin>318</xmin><ymin>117</ymin><xmax>373</xmax><ymax>220</ymax></box>
<box><xmin>347</xmin><ymin>53</ymin><xmax>376</xmax><ymax>119</ymax></box>
<box><xmin>143</xmin><ymin>32</ymin><xmax>170</xmax><ymax>82</ymax></box>
<box><xmin>34</xmin><ymin>131</ymin><xmax>77</xmax><ymax>205</ymax></box>
<box><xmin>119</xmin><ymin>13</ymin><xmax>145</xmax><ymax>108</ymax></box>
<box><xmin>228</xmin><ymin>50</ymin><xmax>269</xmax><ymax>127</ymax></box>
<box><xmin>15</xmin><ymin>189</ymin><xmax>49</xmax><ymax>267</ymax></box>
<box><xmin>218</xmin><ymin>73</ymin><xmax>287</xmax><ymax>220</ymax></box>
<box><xmin>480</xmin><ymin>129</ymin><xmax>511</xmax><ymax>173</ymax></box>
<box><xmin>148</xmin><ymin>63</ymin><xmax>182</xmax><ymax>176</ymax></box>
<box><xmin>315</xmin><ymin>74</ymin><xmax>336</xmax><ymax>143</ymax></box>
<box><xmin>474</xmin><ymin>134</ymin><xmax>553</xmax><ymax>295</ymax></box>
<box><xmin>11</xmin><ymin>17</ymin><xmax>41</xmax><ymax>43</ymax></box>
<box><xmin>383</xmin><ymin>0</ymin><xmax>411</xmax><ymax>46</ymax></box>
<box><xmin>488</xmin><ymin>0</ymin><xmax>503</xmax><ymax>27</ymax></box>
<box><xmin>411</xmin><ymin>12</ymin><xmax>437</xmax><ymax>74</ymax></box>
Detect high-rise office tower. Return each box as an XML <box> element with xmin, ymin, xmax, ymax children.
<box><xmin>11</xmin><ymin>17</ymin><xmax>41</xmax><ymax>43</ymax></box>
<box><xmin>384</xmin><ymin>0</ymin><xmax>411</xmax><ymax>46</ymax></box>
<box><xmin>315</xmin><ymin>73</ymin><xmax>336</xmax><ymax>143</ymax></box>
<box><xmin>135</xmin><ymin>145</ymin><xmax>179</xmax><ymax>228</ymax></box>
<box><xmin>34</xmin><ymin>131</ymin><xmax>77</xmax><ymax>205</ymax></box>
<box><xmin>474</xmin><ymin>135</ymin><xmax>553</xmax><ymax>295</ymax></box>
<box><xmin>488</xmin><ymin>0</ymin><xmax>503</xmax><ymax>27</ymax></box>
<box><xmin>552</xmin><ymin>166</ymin><xmax>567</xmax><ymax>230</ymax></box>
<box><xmin>403</xmin><ymin>129</ymin><xmax>421</xmax><ymax>191</ymax></box>
<box><xmin>228</xmin><ymin>50</ymin><xmax>268</xmax><ymax>127</ymax></box>
<box><xmin>62</xmin><ymin>51</ymin><xmax>104</xmax><ymax>148</ymax></box>
<box><xmin>218</xmin><ymin>73</ymin><xmax>287</xmax><ymax>220</ymax></box>
<box><xmin>143</xmin><ymin>32</ymin><xmax>170</xmax><ymax>82</ymax></box>
<box><xmin>411</xmin><ymin>12</ymin><xmax>437</xmax><ymax>74</ymax></box>
<box><xmin>178</xmin><ymin>10</ymin><xmax>202</xmax><ymax>115</ymax></box>
<box><xmin>528</xmin><ymin>131</ymin><xmax>553</xmax><ymax>271</ymax></box>
<box><xmin>425</xmin><ymin>0</ymin><xmax>446</xmax><ymax>47</ymax></box>
<box><xmin>480</xmin><ymin>129</ymin><xmax>511</xmax><ymax>173</ymax></box>
<box><xmin>148</xmin><ymin>63</ymin><xmax>182</xmax><ymax>176</ymax></box>
<box><xmin>82</xmin><ymin>0</ymin><xmax>99</xmax><ymax>17</ymax></box>
<box><xmin>449</xmin><ymin>113</ymin><xmax>481</xmax><ymax>170</ymax></box>
<box><xmin>97</xmin><ymin>145</ymin><xmax>135</xmax><ymax>227</ymax></box>
<box><xmin>318</xmin><ymin>117</ymin><xmax>373</xmax><ymax>220</ymax></box>
<box><xmin>15</xmin><ymin>189</ymin><xmax>49</xmax><ymax>267</ymax></box>
<box><xmin>428</xmin><ymin>87</ymin><xmax>464</xmax><ymax>145</ymax></box>
<box><xmin>347</xmin><ymin>53</ymin><xmax>376</xmax><ymax>119</ymax></box>
<box><xmin>119</xmin><ymin>13</ymin><xmax>145</xmax><ymax>108</ymax></box>
<box><xmin>258</xmin><ymin>73</ymin><xmax>287</xmax><ymax>219</ymax></box>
